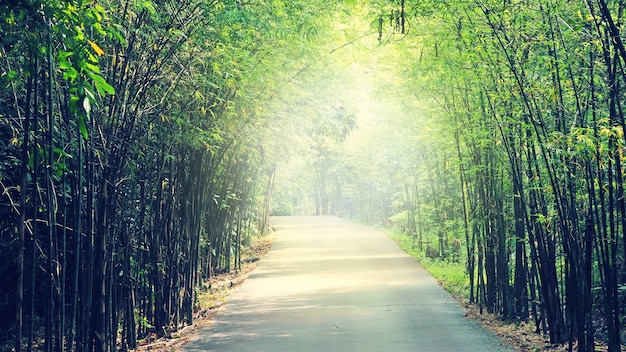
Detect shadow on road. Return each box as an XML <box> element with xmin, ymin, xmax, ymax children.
<box><xmin>183</xmin><ymin>216</ymin><xmax>514</xmax><ymax>352</ymax></box>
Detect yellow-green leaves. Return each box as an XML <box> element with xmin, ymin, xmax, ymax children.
<box><xmin>88</xmin><ymin>40</ymin><xmax>105</xmax><ymax>56</ymax></box>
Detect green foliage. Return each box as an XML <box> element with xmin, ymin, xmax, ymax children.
<box><xmin>364</xmin><ymin>0</ymin><xmax>626</xmax><ymax>348</ymax></box>
<box><xmin>1</xmin><ymin>0</ymin><xmax>359</xmax><ymax>349</ymax></box>
<box><xmin>388</xmin><ymin>230</ymin><xmax>469</xmax><ymax>299</ymax></box>
<box><xmin>4</xmin><ymin>0</ymin><xmax>626</xmax><ymax>350</ymax></box>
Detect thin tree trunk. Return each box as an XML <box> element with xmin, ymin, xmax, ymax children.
<box><xmin>15</xmin><ymin>48</ymin><xmax>34</xmax><ymax>352</ymax></box>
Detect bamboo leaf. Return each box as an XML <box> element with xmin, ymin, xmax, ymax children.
<box><xmin>88</xmin><ymin>40</ymin><xmax>105</xmax><ymax>56</ymax></box>
<box><xmin>89</xmin><ymin>73</ymin><xmax>115</xmax><ymax>95</ymax></box>
<box><xmin>82</xmin><ymin>96</ymin><xmax>91</xmax><ymax>115</ymax></box>
<box><xmin>52</xmin><ymin>148</ymin><xmax>73</xmax><ymax>158</ymax></box>
<box><xmin>77</xmin><ymin>114</ymin><xmax>89</xmax><ymax>140</ymax></box>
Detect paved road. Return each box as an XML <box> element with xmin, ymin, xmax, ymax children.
<box><xmin>182</xmin><ymin>216</ymin><xmax>514</xmax><ymax>351</ymax></box>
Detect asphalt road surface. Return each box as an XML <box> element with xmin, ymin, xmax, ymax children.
<box><xmin>182</xmin><ymin>216</ymin><xmax>514</xmax><ymax>351</ymax></box>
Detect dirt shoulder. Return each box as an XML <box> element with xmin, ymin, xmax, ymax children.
<box><xmin>461</xmin><ymin>302</ymin><xmax>564</xmax><ymax>352</ymax></box>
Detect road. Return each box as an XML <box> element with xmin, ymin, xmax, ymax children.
<box><xmin>182</xmin><ymin>216</ymin><xmax>514</xmax><ymax>351</ymax></box>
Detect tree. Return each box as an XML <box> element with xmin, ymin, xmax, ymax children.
<box><xmin>1</xmin><ymin>0</ymin><xmax>351</xmax><ymax>350</ymax></box>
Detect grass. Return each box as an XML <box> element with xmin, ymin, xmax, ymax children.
<box><xmin>386</xmin><ymin>229</ymin><xmax>469</xmax><ymax>300</ymax></box>
<box><xmin>385</xmin><ymin>228</ymin><xmax>590</xmax><ymax>351</ymax></box>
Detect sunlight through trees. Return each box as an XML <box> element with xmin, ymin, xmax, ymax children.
<box><xmin>2</xmin><ymin>0</ymin><xmax>626</xmax><ymax>351</ymax></box>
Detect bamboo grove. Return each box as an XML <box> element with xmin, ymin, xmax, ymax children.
<box><xmin>0</xmin><ymin>0</ymin><xmax>339</xmax><ymax>350</ymax></box>
<box><xmin>271</xmin><ymin>0</ymin><xmax>626</xmax><ymax>350</ymax></box>
<box><xmin>356</xmin><ymin>0</ymin><xmax>626</xmax><ymax>350</ymax></box>
<box><xmin>6</xmin><ymin>0</ymin><xmax>626</xmax><ymax>351</ymax></box>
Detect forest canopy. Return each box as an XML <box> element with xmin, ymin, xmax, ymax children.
<box><xmin>2</xmin><ymin>0</ymin><xmax>626</xmax><ymax>351</ymax></box>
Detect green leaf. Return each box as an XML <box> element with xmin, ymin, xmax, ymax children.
<box><xmin>77</xmin><ymin>114</ymin><xmax>89</xmax><ymax>140</ymax></box>
<box><xmin>135</xmin><ymin>0</ymin><xmax>157</xmax><ymax>17</ymax></box>
<box><xmin>7</xmin><ymin>70</ymin><xmax>17</xmax><ymax>80</ymax></box>
<box><xmin>84</xmin><ymin>86</ymin><xmax>96</xmax><ymax>103</ymax></box>
<box><xmin>55</xmin><ymin>162</ymin><xmax>67</xmax><ymax>177</ymax></box>
<box><xmin>52</xmin><ymin>148</ymin><xmax>73</xmax><ymax>158</ymax></box>
<box><xmin>69</xmin><ymin>95</ymin><xmax>80</xmax><ymax>114</ymax></box>
<box><xmin>74</xmin><ymin>26</ymin><xmax>85</xmax><ymax>41</ymax></box>
<box><xmin>90</xmin><ymin>73</ymin><xmax>115</xmax><ymax>95</ymax></box>
<box><xmin>59</xmin><ymin>60</ymin><xmax>72</xmax><ymax>70</ymax></box>
<box><xmin>28</xmin><ymin>151</ymin><xmax>34</xmax><ymax>171</ymax></box>
<box><xmin>63</xmin><ymin>66</ymin><xmax>79</xmax><ymax>81</ymax></box>
<box><xmin>85</xmin><ymin>62</ymin><xmax>101</xmax><ymax>73</ymax></box>
<box><xmin>57</xmin><ymin>50</ymin><xmax>73</xmax><ymax>61</ymax></box>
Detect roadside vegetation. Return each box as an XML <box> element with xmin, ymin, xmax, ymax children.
<box><xmin>387</xmin><ymin>229</ymin><xmax>468</xmax><ymax>300</ymax></box>
<box><xmin>0</xmin><ymin>0</ymin><xmax>344</xmax><ymax>350</ymax></box>
<box><xmin>388</xmin><ymin>228</ymin><xmax>582</xmax><ymax>352</ymax></box>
